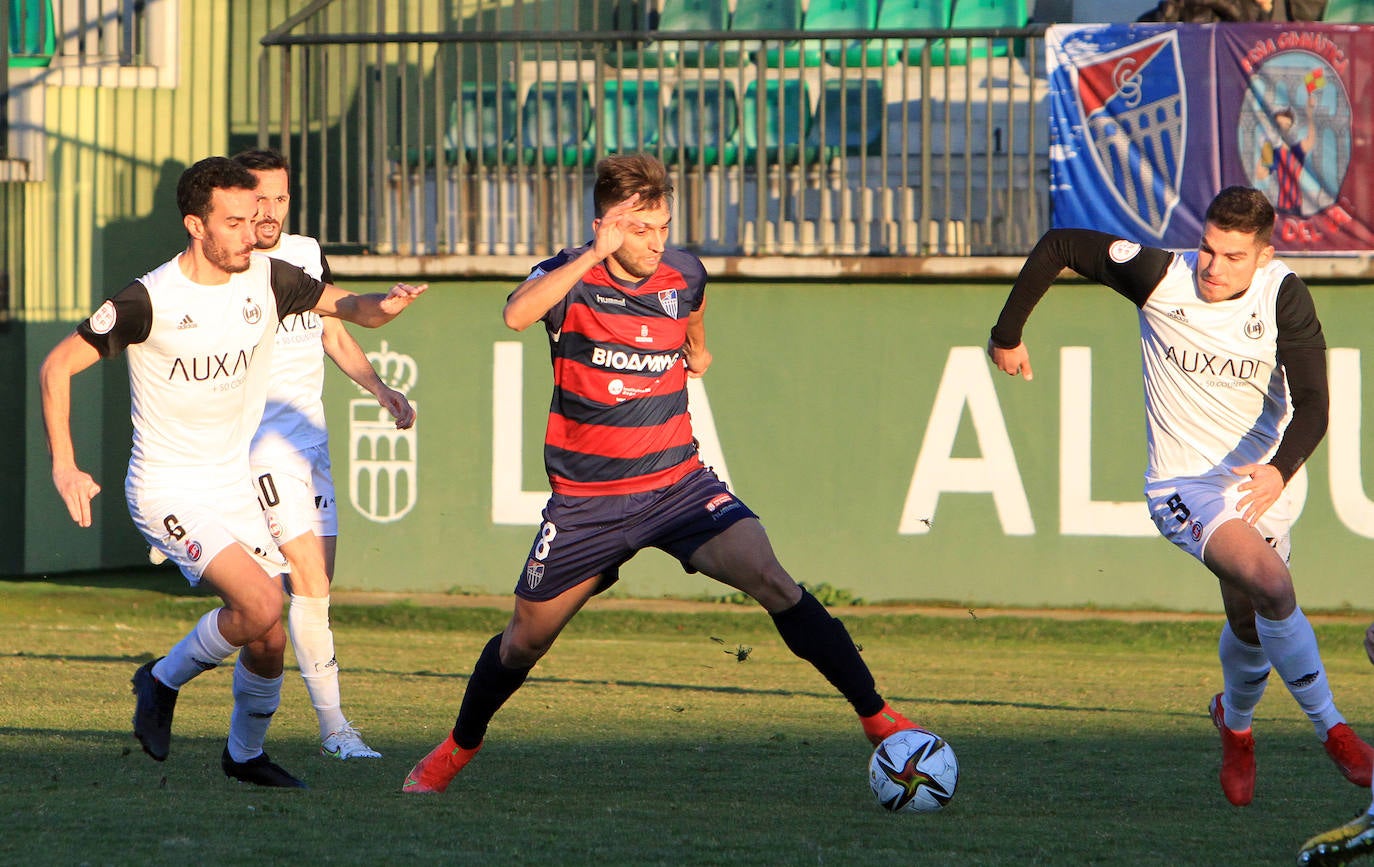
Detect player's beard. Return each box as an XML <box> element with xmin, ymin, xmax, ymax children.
<box><xmin>611</xmin><ymin>249</ymin><xmax>660</xmax><ymax>280</ymax></box>
<box><xmin>203</xmin><ymin>232</ymin><xmax>253</xmax><ymax>274</ymax></box>
<box><xmin>254</xmin><ymin>220</ymin><xmax>281</xmax><ymax>249</ymax></box>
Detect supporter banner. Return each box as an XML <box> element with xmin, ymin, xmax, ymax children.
<box><xmin>1049</xmin><ymin>23</ymin><xmax>1374</xmax><ymax>252</ymax></box>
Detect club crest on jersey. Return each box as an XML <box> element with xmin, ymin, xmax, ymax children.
<box><xmin>1109</xmin><ymin>240</ymin><xmax>1141</xmax><ymax>263</ymax></box>
<box><xmin>242</xmin><ymin>298</ymin><xmax>262</xmax><ymax>325</ymax></box>
<box><xmin>657</xmin><ymin>289</ymin><xmax>679</xmax><ymax>318</ymax></box>
<box><xmin>89</xmin><ymin>300</ymin><xmax>117</xmax><ymax>334</ymax></box>
<box><xmin>525</xmin><ymin>559</ymin><xmax>545</xmax><ymax>589</ymax></box>
<box><xmin>1245</xmin><ymin>316</ymin><xmax>1264</xmax><ymax>340</ymax></box>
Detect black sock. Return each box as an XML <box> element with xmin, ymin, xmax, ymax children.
<box><xmin>771</xmin><ymin>590</ymin><xmax>884</xmax><ymax>717</ymax></box>
<box><xmin>453</xmin><ymin>633</ymin><xmax>531</xmax><ymax>749</ymax></box>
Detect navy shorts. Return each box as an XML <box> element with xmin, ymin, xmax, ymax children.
<box><xmin>515</xmin><ymin>467</ymin><xmax>758</xmax><ymax>601</ymax></box>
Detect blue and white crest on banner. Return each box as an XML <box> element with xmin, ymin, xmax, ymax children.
<box><xmin>657</xmin><ymin>288</ymin><xmax>679</xmax><ymax>318</ymax></box>
<box><xmin>1068</xmin><ymin>30</ymin><xmax>1186</xmax><ymax>239</ymax></box>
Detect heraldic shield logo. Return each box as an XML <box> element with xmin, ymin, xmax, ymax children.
<box><xmin>350</xmin><ymin>341</ymin><xmax>418</xmax><ymax>523</ymax></box>
<box><xmin>1072</xmin><ymin>31</ymin><xmax>1186</xmax><ymax>239</ymax></box>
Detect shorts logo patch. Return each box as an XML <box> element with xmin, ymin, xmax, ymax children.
<box><xmin>705</xmin><ymin>493</ymin><xmax>734</xmax><ymax>512</ymax></box>
<box><xmin>187</xmin><ymin>540</ymin><xmax>203</xmax><ymax>561</ymax></box>
<box><xmin>266</xmin><ymin>514</ymin><xmax>284</xmax><ymax>539</ymax></box>
<box><xmin>705</xmin><ymin>492</ymin><xmax>742</xmax><ymax>520</ymax></box>
<box><xmin>1190</xmin><ymin>521</ymin><xmax>1203</xmax><ymax>542</ymax></box>
<box><xmin>525</xmin><ymin>559</ymin><xmax>545</xmax><ymax>590</ymax></box>
<box><xmin>88</xmin><ymin>300</ymin><xmax>117</xmax><ymax>334</ymax></box>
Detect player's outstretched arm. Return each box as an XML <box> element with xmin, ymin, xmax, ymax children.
<box><xmin>317</xmin><ymin>282</ymin><xmax>427</xmax><ymax>328</ymax></box>
<box><xmin>39</xmin><ymin>334</ymin><xmax>103</xmax><ymax>527</ymax></box>
<box><xmin>321</xmin><ymin>317</ymin><xmax>415</xmax><ymax>429</ymax></box>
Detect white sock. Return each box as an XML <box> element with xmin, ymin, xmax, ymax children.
<box><xmin>288</xmin><ymin>594</ymin><xmax>347</xmax><ymax>738</ymax></box>
<box><xmin>227</xmin><ymin>658</ymin><xmax>282</xmax><ymax>762</ymax></box>
<box><xmin>1255</xmin><ymin>607</ymin><xmax>1345</xmax><ymax>737</ymax></box>
<box><xmin>154</xmin><ymin>609</ymin><xmax>238</xmax><ymax>689</ymax></box>
<box><xmin>1217</xmin><ymin>622</ymin><xmax>1270</xmax><ymax>731</ymax></box>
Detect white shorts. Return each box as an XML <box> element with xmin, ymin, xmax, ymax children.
<box><xmin>250</xmin><ymin>442</ymin><xmax>338</xmax><ymax>543</ymax></box>
<box><xmin>127</xmin><ymin>479</ymin><xmax>288</xmax><ymax>585</ymax></box>
<box><xmin>1145</xmin><ymin>473</ymin><xmax>1293</xmax><ymax>565</ymax></box>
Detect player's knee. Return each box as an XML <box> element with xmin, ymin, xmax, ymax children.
<box><xmin>287</xmin><ymin>564</ymin><xmax>330</xmax><ymax>597</ymax></box>
<box><xmin>254</xmin><ymin>622</ymin><xmax>288</xmax><ymax>657</ymax></box>
<box><xmin>742</xmin><ymin>564</ymin><xmax>801</xmax><ymax>612</ymax></box>
<box><xmin>500</xmin><ymin>631</ymin><xmax>553</xmax><ymax>668</ymax></box>
<box><xmin>231</xmin><ymin>596</ymin><xmax>285</xmax><ymax>642</ymax></box>
<box><xmin>1248</xmin><ymin>572</ymin><xmax>1297</xmax><ymax>619</ymax></box>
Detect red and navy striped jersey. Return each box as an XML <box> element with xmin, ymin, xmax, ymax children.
<box><xmin>1271</xmin><ymin>143</ymin><xmax>1306</xmax><ymax>214</ymax></box>
<box><xmin>528</xmin><ymin>244</ymin><xmax>707</xmax><ymax>496</ymax></box>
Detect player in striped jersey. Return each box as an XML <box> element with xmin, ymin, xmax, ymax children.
<box><xmin>1256</xmin><ymin>94</ymin><xmax>1317</xmax><ymax>217</ymax></box>
<box><xmin>40</xmin><ymin>157</ymin><xmax>425</xmax><ymax>787</ymax></box>
<box><xmin>403</xmin><ymin>153</ymin><xmax>916</xmax><ymax>794</ymax></box>
<box><xmin>988</xmin><ymin>186</ymin><xmax>1372</xmax><ymax>807</ymax></box>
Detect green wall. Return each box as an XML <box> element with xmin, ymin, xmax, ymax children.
<box><xmin>14</xmin><ymin>279</ymin><xmax>1374</xmax><ymax>610</ymax></box>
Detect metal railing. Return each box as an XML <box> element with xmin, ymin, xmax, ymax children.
<box><xmin>260</xmin><ymin>24</ymin><xmax>1050</xmax><ymax>259</ymax></box>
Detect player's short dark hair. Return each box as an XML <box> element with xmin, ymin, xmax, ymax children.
<box><xmin>232</xmin><ymin>147</ymin><xmax>291</xmax><ymax>174</ymax></box>
<box><xmin>593</xmin><ymin>153</ymin><xmax>674</xmax><ymax>217</ymax></box>
<box><xmin>176</xmin><ymin>156</ymin><xmax>258</xmax><ymax>222</ymax></box>
<box><xmin>1205</xmin><ymin>186</ymin><xmax>1275</xmax><ymax>245</ymax></box>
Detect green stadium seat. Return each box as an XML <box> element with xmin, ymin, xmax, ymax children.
<box><xmin>728</xmin><ymin>0</ymin><xmax>803</xmax><ymax>68</ymax></box>
<box><xmin>933</xmin><ymin>0</ymin><xmax>1027</xmax><ymax>65</ymax></box>
<box><xmin>602</xmin><ymin>78</ymin><xmax>662</xmax><ymax>153</ymax></box>
<box><xmin>800</xmin><ymin>0</ymin><xmax>877</xmax><ymax>68</ymax></box>
<box><xmin>510</xmin><ymin>81</ymin><xmax>596</xmax><ymax>167</ymax></box>
<box><xmin>664</xmin><ymin>78</ymin><xmax>740</xmax><ymax>167</ymax></box>
<box><xmin>742</xmin><ymin>78</ymin><xmax>816</xmax><ymax>165</ymax></box>
<box><xmin>866</xmin><ymin>0</ymin><xmax>951</xmax><ymax>67</ymax></box>
<box><xmin>8</xmin><ymin>0</ymin><xmax>55</xmax><ymax>67</ymax></box>
<box><xmin>808</xmin><ymin>78</ymin><xmax>885</xmax><ymax>158</ymax></box>
<box><xmin>1323</xmin><ymin>0</ymin><xmax>1374</xmax><ymax>21</ymax></box>
<box><xmin>627</xmin><ymin>0</ymin><xmax>729</xmax><ymax>68</ymax></box>
<box><xmin>446</xmin><ymin>81</ymin><xmax>518</xmax><ymax>167</ymax></box>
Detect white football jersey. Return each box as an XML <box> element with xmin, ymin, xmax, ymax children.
<box><xmin>77</xmin><ymin>253</ymin><xmax>325</xmax><ymax>489</ymax></box>
<box><xmin>251</xmin><ymin>232</ymin><xmax>329</xmax><ymax>459</ymax></box>
<box><xmin>1138</xmin><ymin>253</ymin><xmax>1294</xmax><ymax>483</ymax></box>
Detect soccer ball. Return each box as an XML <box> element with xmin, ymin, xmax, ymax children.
<box><xmin>868</xmin><ymin>728</ymin><xmax>959</xmax><ymax>813</ymax></box>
